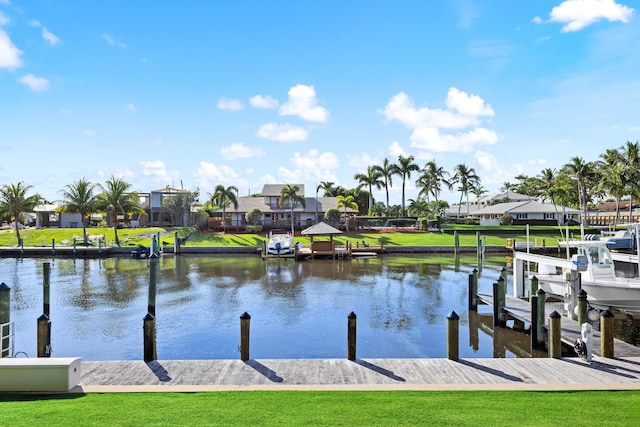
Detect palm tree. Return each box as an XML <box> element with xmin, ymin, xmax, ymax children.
<box><xmin>317</xmin><ymin>181</ymin><xmax>337</xmax><ymax>197</ymax></box>
<box><xmin>562</xmin><ymin>156</ymin><xmax>597</xmax><ymax>222</ymax></box>
<box><xmin>407</xmin><ymin>197</ymin><xmax>430</xmax><ymax>218</ymax></box>
<box><xmin>279</xmin><ymin>184</ymin><xmax>306</xmax><ymax>235</ymax></box>
<box><xmin>373</xmin><ymin>158</ymin><xmax>399</xmax><ymax>215</ymax></box>
<box><xmin>451</xmin><ymin>163</ymin><xmax>480</xmax><ymax>218</ymax></box>
<box><xmin>336</xmin><ymin>194</ymin><xmax>358</xmax><ymax>232</ymax></box>
<box><xmin>97</xmin><ymin>176</ymin><xmax>142</xmax><ymax>247</ymax></box>
<box><xmin>354</xmin><ymin>166</ymin><xmax>383</xmax><ymax>214</ymax></box>
<box><xmin>60</xmin><ymin>178</ymin><xmax>100</xmax><ymax>245</ymax></box>
<box><xmin>394</xmin><ymin>155</ymin><xmax>419</xmax><ymax>217</ymax></box>
<box><xmin>416</xmin><ymin>160</ymin><xmax>450</xmax><ymax>218</ymax></box>
<box><xmin>210</xmin><ymin>185</ymin><xmax>238</xmax><ymax>232</ymax></box>
<box><xmin>620</xmin><ymin>141</ymin><xmax>640</xmax><ymax>221</ymax></box>
<box><xmin>0</xmin><ymin>181</ymin><xmax>41</xmax><ymax>244</ymax></box>
<box><xmin>597</xmin><ymin>149</ymin><xmax>625</xmax><ymax>225</ymax></box>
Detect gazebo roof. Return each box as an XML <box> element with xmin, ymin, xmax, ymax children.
<box><xmin>301</xmin><ymin>222</ymin><xmax>342</xmax><ymax>236</ymax></box>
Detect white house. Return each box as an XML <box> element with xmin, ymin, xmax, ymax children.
<box><xmin>470</xmin><ymin>200</ymin><xmax>581</xmax><ymax>226</ymax></box>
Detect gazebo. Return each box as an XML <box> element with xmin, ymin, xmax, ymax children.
<box><xmin>301</xmin><ymin>222</ymin><xmax>345</xmax><ymax>258</ymax></box>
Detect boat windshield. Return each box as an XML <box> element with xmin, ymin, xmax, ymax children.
<box><xmin>581</xmin><ymin>245</ymin><xmax>613</xmax><ymax>267</ymax></box>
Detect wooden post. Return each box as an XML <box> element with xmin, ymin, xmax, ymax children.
<box><xmin>492</xmin><ymin>278</ymin><xmax>506</xmax><ymax>328</ymax></box>
<box><xmin>535</xmin><ymin>288</ymin><xmax>546</xmax><ymax>349</ymax></box>
<box><xmin>499</xmin><ymin>267</ymin><xmax>507</xmax><ymax>284</ymax></box>
<box><xmin>143</xmin><ymin>313</ymin><xmax>157</xmax><ymax>362</ymax></box>
<box><xmin>529</xmin><ymin>275</ymin><xmax>538</xmax><ymax>302</ymax></box>
<box><xmin>446</xmin><ymin>311</ymin><xmax>459</xmax><ymax>361</ymax></box>
<box><xmin>454</xmin><ymin>231</ymin><xmax>459</xmax><ymax>255</ymax></box>
<box><xmin>530</xmin><ymin>295</ymin><xmax>539</xmax><ymax>350</ymax></box>
<box><xmin>600</xmin><ymin>310</ymin><xmax>614</xmax><ymax>358</ymax></box>
<box><xmin>73</xmin><ymin>237</ymin><xmax>77</xmax><ymax>256</ymax></box>
<box><xmin>43</xmin><ymin>262</ymin><xmax>51</xmax><ymax>318</ymax></box>
<box><xmin>577</xmin><ymin>289</ymin><xmax>588</xmax><ymax>326</ymax></box>
<box><xmin>0</xmin><ymin>282</ymin><xmax>10</xmax><ymax>357</ymax></box>
<box><xmin>476</xmin><ymin>231</ymin><xmax>482</xmax><ymax>266</ymax></box>
<box><xmin>468</xmin><ymin>270</ymin><xmax>478</xmax><ymax>311</ymax></box>
<box><xmin>52</xmin><ymin>238</ymin><xmax>55</xmax><ymax>256</ymax></box>
<box><xmin>468</xmin><ymin>310</ymin><xmax>479</xmax><ymax>350</ymax></box>
<box><xmin>240</xmin><ymin>312</ymin><xmax>251</xmax><ymax>361</ymax></box>
<box><xmin>148</xmin><ymin>254</ymin><xmax>158</xmax><ymax>317</ymax></box>
<box><xmin>98</xmin><ymin>236</ymin><xmax>102</xmax><ymax>254</ymax></box>
<box><xmin>174</xmin><ymin>231</ymin><xmax>180</xmax><ymax>255</ymax></box>
<box><xmin>347</xmin><ymin>311</ymin><xmax>357</xmax><ymax>361</ymax></box>
<box><xmin>549</xmin><ymin>311</ymin><xmax>562</xmax><ymax>359</ymax></box>
<box><xmin>37</xmin><ymin>314</ymin><xmax>52</xmax><ymax>357</ymax></box>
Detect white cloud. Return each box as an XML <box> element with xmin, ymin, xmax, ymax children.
<box><xmin>220</xmin><ymin>142</ymin><xmax>265</xmax><ymax>160</ymax></box>
<box><xmin>291</xmin><ymin>149</ymin><xmax>340</xmax><ymax>171</ymax></box>
<box><xmin>96</xmin><ymin>167</ymin><xmax>135</xmax><ymax>180</ymax></box>
<box><xmin>0</xmin><ymin>12</ymin><xmax>10</xmax><ymax>26</ymax></box>
<box><xmin>18</xmin><ymin>74</ymin><xmax>49</xmax><ymax>92</ymax></box>
<box><xmin>256</xmin><ymin>122</ymin><xmax>308</xmax><ymax>142</ymax></box>
<box><xmin>42</xmin><ymin>28</ymin><xmax>60</xmax><ymax>46</ymax></box>
<box><xmin>549</xmin><ymin>0</ymin><xmax>634</xmax><ymax>32</ymax></box>
<box><xmin>140</xmin><ymin>160</ymin><xmax>179</xmax><ymax>183</ymax></box>
<box><xmin>532</xmin><ymin>16</ymin><xmax>543</xmax><ymax>24</ymax></box>
<box><xmin>474</xmin><ymin>151</ymin><xmax>499</xmax><ymax>170</ymax></box>
<box><xmin>217</xmin><ymin>97</ymin><xmax>244</xmax><ymax>111</ymax></box>
<box><xmin>388</xmin><ymin>140</ymin><xmax>406</xmax><ymax>157</ymax></box>
<box><xmin>527</xmin><ymin>158</ymin><xmax>548</xmax><ymax>165</ymax></box>
<box><xmin>250</xmin><ymin>94</ymin><xmax>279</xmax><ymax>109</ymax></box>
<box><xmin>411</xmin><ymin>127</ymin><xmax>498</xmax><ymax>153</ymax></box>
<box><xmin>0</xmin><ymin>29</ymin><xmax>23</xmax><ymax>69</ymax></box>
<box><xmin>126</xmin><ymin>103</ymin><xmax>137</xmax><ymax>112</ymax></box>
<box><xmin>382</xmin><ymin>88</ymin><xmax>498</xmax><ymax>155</ymax></box>
<box><xmin>194</xmin><ymin>161</ymin><xmax>242</xmax><ymax>188</ymax></box>
<box><xmin>83</xmin><ymin>129</ymin><xmax>97</xmax><ymax>137</ymax></box>
<box><xmin>347</xmin><ymin>153</ymin><xmax>377</xmax><ymax>170</ymax></box>
<box><xmin>102</xmin><ymin>33</ymin><xmax>126</xmax><ymax>48</ymax></box>
<box><xmin>279</xmin><ymin>84</ymin><xmax>329</xmax><ymax>122</ymax></box>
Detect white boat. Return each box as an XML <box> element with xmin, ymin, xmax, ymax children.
<box><xmin>536</xmin><ymin>240</ymin><xmax>640</xmax><ymax>317</ymax></box>
<box><xmin>267</xmin><ymin>230</ymin><xmax>293</xmax><ymax>255</ymax></box>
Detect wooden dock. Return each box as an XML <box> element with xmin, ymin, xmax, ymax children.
<box><xmin>77</xmin><ymin>357</ymin><xmax>640</xmax><ymax>391</ymax></box>
<box><xmin>476</xmin><ymin>292</ymin><xmax>640</xmax><ymax>358</ymax></box>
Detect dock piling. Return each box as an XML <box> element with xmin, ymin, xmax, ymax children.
<box><xmin>143</xmin><ymin>313</ymin><xmax>157</xmax><ymax>362</ymax></box>
<box><xmin>240</xmin><ymin>312</ymin><xmax>251</xmax><ymax>361</ymax></box>
<box><xmin>0</xmin><ymin>282</ymin><xmax>10</xmax><ymax>357</ymax></box>
<box><xmin>577</xmin><ymin>289</ymin><xmax>588</xmax><ymax>325</ymax></box>
<box><xmin>347</xmin><ymin>311</ymin><xmax>357</xmax><ymax>361</ymax></box>
<box><xmin>492</xmin><ymin>277</ymin><xmax>506</xmax><ymax>328</ymax></box>
<box><xmin>600</xmin><ymin>310</ymin><xmax>614</xmax><ymax>358</ymax></box>
<box><xmin>447</xmin><ymin>311</ymin><xmax>459</xmax><ymax>361</ymax></box>
<box><xmin>549</xmin><ymin>311</ymin><xmax>562</xmax><ymax>358</ymax></box>
<box><xmin>468</xmin><ymin>269</ymin><xmax>478</xmax><ymax>311</ymax></box>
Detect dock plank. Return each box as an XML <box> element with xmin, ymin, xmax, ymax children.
<box><xmin>77</xmin><ymin>357</ymin><xmax>640</xmax><ymax>391</ymax></box>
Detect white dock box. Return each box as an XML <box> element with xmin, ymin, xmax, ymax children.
<box><xmin>0</xmin><ymin>357</ymin><xmax>82</xmax><ymax>392</ymax></box>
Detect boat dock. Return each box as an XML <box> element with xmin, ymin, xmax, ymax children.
<box><xmin>476</xmin><ymin>292</ymin><xmax>640</xmax><ymax>358</ymax></box>
<box><xmin>76</xmin><ymin>356</ymin><xmax>640</xmax><ymax>391</ymax></box>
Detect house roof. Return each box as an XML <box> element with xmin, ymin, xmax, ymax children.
<box><xmin>151</xmin><ymin>187</ymin><xmax>186</xmax><ymax>193</ymax></box>
<box><xmin>261</xmin><ymin>184</ymin><xmax>305</xmax><ymax>197</ymax></box>
<box><xmin>474</xmin><ymin>191</ymin><xmax>532</xmax><ymax>205</ymax></box>
<box><xmin>470</xmin><ymin>200</ymin><xmax>579</xmax><ymax>215</ymax></box>
<box><xmin>301</xmin><ymin>222</ymin><xmax>343</xmax><ymax>235</ymax></box>
<box><xmin>592</xmin><ymin>201</ymin><xmax>638</xmax><ymax>212</ymax></box>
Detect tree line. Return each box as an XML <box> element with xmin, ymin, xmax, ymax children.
<box><xmin>1</xmin><ymin>141</ymin><xmax>638</xmax><ymax>243</ymax></box>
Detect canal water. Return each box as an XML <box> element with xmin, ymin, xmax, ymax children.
<box><xmin>1</xmin><ymin>254</ymin><xmax>637</xmax><ymax>361</ymax></box>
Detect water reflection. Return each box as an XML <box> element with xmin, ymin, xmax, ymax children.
<box><xmin>0</xmin><ymin>254</ymin><xmax>638</xmax><ymax>360</ymax></box>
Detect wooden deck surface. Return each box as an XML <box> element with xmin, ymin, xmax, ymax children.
<box><xmin>476</xmin><ymin>292</ymin><xmax>640</xmax><ymax>358</ymax></box>
<box><xmin>78</xmin><ymin>357</ymin><xmax>640</xmax><ymax>391</ymax></box>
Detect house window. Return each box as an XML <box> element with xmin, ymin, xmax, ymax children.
<box><xmin>516</xmin><ymin>213</ymin><xmax>528</xmax><ymax>219</ymax></box>
<box><xmin>544</xmin><ymin>213</ymin><xmax>555</xmax><ymax>219</ymax></box>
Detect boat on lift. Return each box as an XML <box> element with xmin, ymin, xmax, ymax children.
<box><xmin>267</xmin><ymin>229</ymin><xmax>293</xmax><ymax>255</ymax></box>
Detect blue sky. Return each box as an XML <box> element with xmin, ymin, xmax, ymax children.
<box><xmin>1</xmin><ymin>0</ymin><xmax>639</xmax><ymax>205</ymax></box>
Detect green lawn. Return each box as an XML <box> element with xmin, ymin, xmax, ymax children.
<box><xmin>0</xmin><ymin>390</ymin><xmax>638</xmax><ymax>426</ymax></box>
<box><xmin>0</xmin><ymin>226</ymin><xmax>569</xmax><ymax>249</ymax></box>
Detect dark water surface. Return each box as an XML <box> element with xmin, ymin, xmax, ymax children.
<box><xmin>0</xmin><ymin>254</ymin><xmax>637</xmax><ymax>360</ymax></box>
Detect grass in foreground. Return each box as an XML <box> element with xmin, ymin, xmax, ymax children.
<box><xmin>0</xmin><ymin>391</ymin><xmax>639</xmax><ymax>426</ymax></box>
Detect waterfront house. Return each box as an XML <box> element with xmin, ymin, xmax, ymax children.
<box><xmin>211</xmin><ymin>184</ymin><xmax>357</xmax><ymax>231</ymax></box>
<box><xmin>470</xmin><ymin>200</ymin><xmax>581</xmax><ymax>226</ymax></box>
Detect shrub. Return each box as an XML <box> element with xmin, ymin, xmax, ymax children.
<box><xmin>245</xmin><ymin>225</ymin><xmax>263</xmax><ymax>233</ymax></box>
<box><xmin>325</xmin><ymin>208</ymin><xmax>341</xmax><ymax>226</ymax></box>
<box><xmin>500</xmin><ymin>214</ymin><xmax>513</xmax><ymax>226</ymax></box>
<box><xmin>245</xmin><ymin>208</ymin><xmax>263</xmax><ymax>225</ymax></box>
